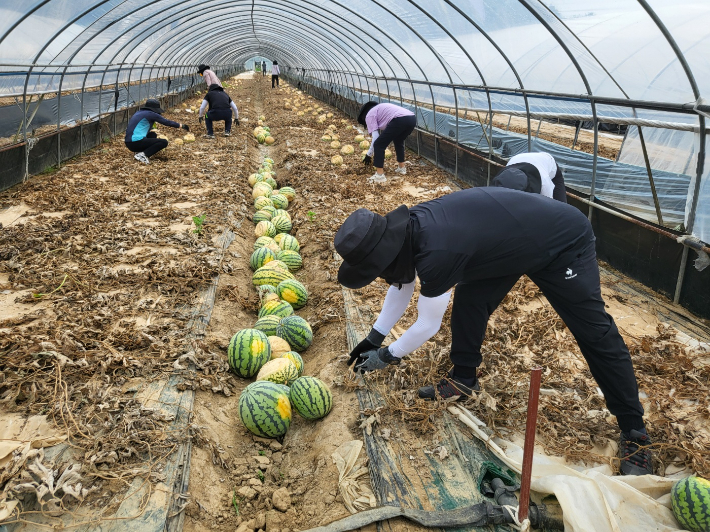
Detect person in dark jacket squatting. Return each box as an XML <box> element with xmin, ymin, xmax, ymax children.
<box><xmin>198</xmin><ymin>84</ymin><xmax>239</xmax><ymax>138</ymax></box>
<box><xmin>125</xmin><ymin>99</ymin><xmax>189</xmax><ymax>164</ymax></box>
<box><xmin>334</xmin><ymin>187</ymin><xmax>654</xmax><ymax>476</ymax></box>
<box><xmin>358</xmin><ymin>101</ymin><xmax>416</xmax><ymax>184</ymax></box>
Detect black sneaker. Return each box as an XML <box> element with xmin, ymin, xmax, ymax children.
<box><xmin>418</xmin><ymin>372</ymin><xmax>480</xmax><ymax>401</ymax></box>
<box><xmin>619</xmin><ymin>429</ymin><xmax>654</xmax><ymax>475</ymax></box>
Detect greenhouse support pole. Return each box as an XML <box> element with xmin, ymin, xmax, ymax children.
<box><xmin>587</xmin><ymin>111</ymin><xmax>600</xmax><ymax>222</ymax></box>
<box><xmin>572</xmin><ymin>122</ymin><xmax>581</xmax><ymax>150</ymax></box>
<box><xmin>454</xmin><ymin>87</ymin><xmax>459</xmax><ymax>179</ymax></box>
<box><xmin>80</xmin><ymin>73</ymin><xmax>86</xmax><ymax>156</ymax></box>
<box><xmin>637</xmin><ymin>126</ymin><xmax>664</xmax><ymax>226</ymax></box>
<box><xmin>488</xmin><ymin>103</ymin><xmax>494</xmax><ymax>184</ymax></box>
<box><xmin>433</xmin><ymin>94</ymin><xmax>438</xmax><ymax>168</ymax></box>
<box><xmin>56</xmin><ymin>66</ymin><xmax>68</xmax><ymax>169</ymax></box>
<box><xmin>674</xmin><ymin>115</ymin><xmax>706</xmax><ymax>304</ymax></box>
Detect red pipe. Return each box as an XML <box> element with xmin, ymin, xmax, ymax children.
<box><xmin>518</xmin><ymin>367</ymin><xmax>543</xmax><ymax>523</ymax></box>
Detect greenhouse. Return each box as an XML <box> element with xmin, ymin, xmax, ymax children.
<box><xmin>0</xmin><ymin>1</ymin><xmax>709</xmax><ymax>532</ymax></box>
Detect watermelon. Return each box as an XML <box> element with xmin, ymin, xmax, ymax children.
<box><xmin>273</xmin><ymin>209</ymin><xmax>290</xmax><ymax>221</ymax></box>
<box><xmin>250</xmin><ymin>247</ymin><xmax>276</xmax><ymax>271</ymax></box>
<box><xmin>255</xmin><ymin>220</ymin><xmax>276</xmax><ymax>238</ymax></box>
<box><xmin>261</xmin><ymin>205</ymin><xmax>277</xmax><ymax>218</ymax></box>
<box><xmin>268</xmin><ymin>336</ymin><xmax>292</xmax><ymax>358</ymax></box>
<box><xmin>228</xmin><ymin>329</ymin><xmax>271</xmax><ymax>378</ymax></box>
<box><xmin>254</xmin><ymin>236</ymin><xmax>276</xmax><ymax>250</ymax></box>
<box><xmin>258</xmin><ymin>300</ymin><xmax>294</xmax><ymax>319</ymax></box>
<box><xmin>260</xmin><ymin>260</ymin><xmax>290</xmax><ymax>272</ymax></box>
<box><xmin>289</xmin><ymin>376</ymin><xmax>332</xmax><ymax>420</ymax></box>
<box><xmin>276</xmin><ymin>250</ymin><xmax>303</xmax><ymax>272</ymax></box>
<box><xmin>271</xmin><ymin>215</ymin><xmax>292</xmax><ymax>234</ymax></box>
<box><xmin>248</xmin><ymin>173</ymin><xmax>260</xmax><ymax>187</ymax></box>
<box><xmin>252</xmin><ymin>183</ymin><xmax>272</xmax><ymax>199</ymax></box>
<box><xmin>277</xmin><ymin>279</ymin><xmax>308</xmax><ymax>309</ymax></box>
<box><xmin>283</xmin><ymin>351</ymin><xmax>304</xmax><ymax>376</ymax></box>
<box><xmin>256</xmin><ymin>358</ymin><xmax>299</xmax><ymax>386</ymax></box>
<box><xmin>265</xmin><ymin>177</ymin><xmax>278</xmax><ymax>189</ymax></box>
<box><xmin>254</xmin><ymin>315</ymin><xmax>281</xmax><ymax>337</ymax></box>
<box><xmin>276</xmin><ymin>315</ymin><xmax>313</xmax><ymax>352</ymax></box>
<box><xmin>254</xmin><ymin>196</ymin><xmax>273</xmax><ymax>210</ymax></box>
<box><xmin>671</xmin><ymin>476</ymin><xmax>710</xmax><ymax>532</ymax></box>
<box><xmin>279</xmin><ymin>234</ymin><xmax>300</xmax><ymax>252</ymax></box>
<box><xmin>257</xmin><ymin>284</ymin><xmax>278</xmax><ymax>296</ymax></box>
<box><xmin>279</xmin><ymin>187</ymin><xmax>296</xmax><ymax>202</ymax></box>
<box><xmin>239</xmin><ymin>381</ymin><xmax>291</xmax><ymax>438</ymax></box>
<box><xmin>253</xmin><ymin>210</ymin><xmax>273</xmax><ymax>224</ymax></box>
<box><xmin>271</xmin><ymin>194</ymin><xmax>289</xmax><ymax>210</ymax></box>
<box><xmin>252</xmin><ymin>266</ymin><xmax>295</xmax><ymax>287</ymax></box>
<box><xmin>261</xmin><ymin>292</ymin><xmax>281</xmax><ymax>306</ymax></box>
<box><xmin>273</xmin><ymin>233</ymin><xmax>287</xmax><ymax>245</ymax></box>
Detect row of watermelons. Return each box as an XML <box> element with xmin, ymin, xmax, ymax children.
<box><xmin>227</xmin><ymin>156</ymin><xmax>333</xmax><ymax>439</ymax></box>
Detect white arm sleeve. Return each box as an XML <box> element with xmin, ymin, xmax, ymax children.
<box><xmin>388</xmin><ymin>291</ymin><xmax>451</xmax><ymax>358</ymax></box>
<box><xmin>367</xmin><ymin>130</ymin><xmax>379</xmax><ymax>157</ymax></box>
<box><xmin>230</xmin><ymin>101</ymin><xmax>239</xmax><ymax>117</ymax></box>
<box><xmin>372</xmin><ymin>281</ymin><xmax>415</xmax><ymax>336</ymax></box>
<box><xmin>198</xmin><ymin>100</ymin><xmax>208</xmax><ymax>117</ymax></box>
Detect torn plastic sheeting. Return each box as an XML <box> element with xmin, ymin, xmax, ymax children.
<box><xmin>331</xmin><ymin>440</ymin><xmax>377</xmax><ymax>514</ymax></box>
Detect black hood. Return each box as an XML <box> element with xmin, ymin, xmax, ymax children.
<box><xmin>208</xmin><ymin>83</ymin><xmax>224</xmax><ymax>92</ymax></box>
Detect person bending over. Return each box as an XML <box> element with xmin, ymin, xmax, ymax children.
<box><xmin>198</xmin><ymin>84</ymin><xmax>239</xmax><ymax>138</ymax></box>
<box><xmin>125</xmin><ymin>99</ymin><xmax>189</xmax><ymax>164</ymax></box>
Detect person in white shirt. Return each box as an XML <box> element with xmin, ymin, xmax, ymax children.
<box><xmin>492</xmin><ymin>152</ymin><xmax>567</xmax><ymax>202</ymax></box>
<box><xmin>271</xmin><ymin>61</ymin><xmax>280</xmax><ymax>88</ymax></box>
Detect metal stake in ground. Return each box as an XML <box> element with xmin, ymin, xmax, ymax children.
<box><xmin>519</xmin><ymin>366</ymin><xmax>542</xmax><ymax>525</ymax></box>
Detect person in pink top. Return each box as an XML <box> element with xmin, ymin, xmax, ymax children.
<box><xmin>358</xmin><ymin>101</ymin><xmax>416</xmax><ymax>183</ymax></box>
<box><xmin>197</xmin><ymin>64</ymin><xmax>222</xmax><ymax>88</ymax></box>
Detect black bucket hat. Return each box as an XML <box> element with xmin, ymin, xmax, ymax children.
<box><xmin>197</xmin><ymin>64</ymin><xmax>209</xmax><ymax>74</ymax></box>
<box><xmin>492</xmin><ymin>163</ymin><xmax>542</xmax><ymax>194</ymax></box>
<box><xmin>357</xmin><ymin>101</ymin><xmax>378</xmax><ymax>126</ymax></box>
<box><xmin>335</xmin><ymin>205</ymin><xmax>410</xmax><ymax>289</ymax></box>
<box><xmin>140</xmin><ymin>99</ymin><xmax>164</xmax><ymax>114</ymax></box>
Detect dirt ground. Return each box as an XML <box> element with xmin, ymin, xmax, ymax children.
<box><xmin>1</xmin><ymin>72</ymin><xmax>709</xmax><ymax>532</ymax></box>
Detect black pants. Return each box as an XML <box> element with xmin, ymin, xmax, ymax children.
<box><xmin>373</xmin><ymin>115</ymin><xmax>416</xmax><ymax>168</ymax></box>
<box><xmin>125</xmin><ymin>131</ymin><xmax>167</xmax><ymax>158</ymax></box>
<box><xmin>272</xmin><ymin>75</ymin><xmax>279</xmax><ymax>88</ymax></box>
<box><xmin>262</xmin><ymin>69</ymin><xmax>266</xmax><ymax>76</ymax></box>
<box><xmin>449</xmin><ymin>241</ymin><xmax>644</xmax><ymax>432</ymax></box>
<box><xmin>205</xmin><ymin>109</ymin><xmax>232</xmax><ymax>135</ymax></box>
<box><xmin>552</xmin><ymin>164</ymin><xmax>567</xmax><ymax>203</ymax></box>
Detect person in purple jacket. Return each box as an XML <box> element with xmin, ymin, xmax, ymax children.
<box><xmin>124</xmin><ymin>99</ymin><xmax>189</xmax><ymax>164</ymax></box>
<box><xmin>358</xmin><ymin>101</ymin><xmax>416</xmax><ymax>184</ymax></box>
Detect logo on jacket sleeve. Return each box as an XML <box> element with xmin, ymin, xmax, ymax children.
<box><xmin>565</xmin><ymin>268</ymin><xmax>577</xmax><ymax>280</ymax></box>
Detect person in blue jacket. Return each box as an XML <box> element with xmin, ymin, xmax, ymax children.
<box><xmin>125</xmin><ymin>99</ymin><xmax>190</xmax><ymax>164</ymax></box>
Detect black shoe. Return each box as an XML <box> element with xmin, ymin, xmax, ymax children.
<box><xmin>619</xmin><ymin>429</ymin><xmax>654</xmax><ymax>475</ymax></box>
<box><xmin>418</xmin><ymin>372</ymin><xmax>480</xmax><ymax>401</ymax></box>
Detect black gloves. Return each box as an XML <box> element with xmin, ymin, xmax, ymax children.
<box><xmin>198</xmin><ymin>117</ymin><xmax>203</xmax><ymax>124</ymax></box>
<box><xmin>181</xmin><ymin>124</ymin><xmax>190</xmax><ymax>131</ymax></box>
<box><xmin>354</xmin><ymin>347</ymin><xmax>401</xmax><ymax>373</ymax></box>
<box><xmin>363</xmin><ymin>154</ymin><xmax>372</xmax><ymax>166</ymax></box>
<box><xmin>347</xmin><ymin>329</ymin><xmax>385</xmax><ymax>368</ymax></box>
<box><xmin>235</xmin><ymin>118</ymin><xmax>240</xmax><ymax>126</ymax></box>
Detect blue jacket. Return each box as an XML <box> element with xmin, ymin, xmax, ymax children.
<box><xmin>125</xmin><ymin>110</ymin><xmax>180</xmax><ymax>142</ymax></box>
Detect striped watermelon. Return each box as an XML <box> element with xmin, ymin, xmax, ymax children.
<box><xmin>255</xmin><ymin>220</ymin><xmax>276</xmax><ymax>238</ymax></box>
<box><xmin>254</xmin><ymin>196</ymin><xmax>273</xmax><ymax>210</ymax></box>
<box><xmin>273</xmin><ymin>209</ymin><xmax>290</xmax><ymax>221</ymax></box>
<box><xmin>253</xmin><ymin>210</ymin><xmax>273</xmax><ymax>224</ymax></box>
<box><xmin>268</xmin><ymin>336</ymin><xmax>292</xmax><ymax>358</ymax></box>
<box><xmin>261</xmin><ymin>292</ymin><xmax>281</xmax><ymax>306</ymax></box>
<box><xmin>276</xmin><ymin>250</ymin><xmax>302</xmax><ymax>272</ymax></box>
<box><xmin>258</xmin><ymin>300</ymin><xmax>294</xmax><ymax>319</ymax></box>
<box><xmin>239</xmin><ymin>381</ymin><xmax>291</xmax><ymax>438</ymax></box>
<box><xmin>257</xmin><ymin>284</ymin><xmax>278</xmax><ymax>296</ymax></box>
<box><xmin>276</xmin><ymin>315</ymin><xmax>312</xmax><ymax>352</ymax></box>
<box><xmin>277</xmin><ymin>279</ymin><xmax>308</xmax><ymax>309</ymax></box>
<box><xmin>265</xmin><ymin>177</ymin><xmax>278</xmax><ymax>189</ymax></box>
<box><xmin>283</xmin><ymin>351</ymin><xmax>304</xmax><ymax>376</ymax></box>
<box><xmin>250</xmin><ymin>248</ymin><xmax>276</xmax><ymax>271</ymax></box>
<box><xmin>271</xmin><ymin>194</ymin><xmax>289</xmax><ymax>210</ymax></box>
<box><xmin>256</xmin><ymin>358</ymin><xmax>299</xmax><ymax>386</ymax></box>
<box><xmin>252</xmin><ymin>266</ymin><xmax>295</xmax><ymax>287</ymax></box>
<box><xmin>260</xmin><ymin>260</ymin><xmax>290</xmax><ymax>272</ymax></box>
<box><xmin>271</xmin><ymin>215</ymin><xmax>292</xmax><ymax>234</ymax></box>
<box><xmin>248</xmin><ymin>173</ymin><xmax>260</xmax><ymax>187</ymax></box>
<box><xmin>279</xmin><ymin>234</ymin><xmax>300</xmax><ymax>252</ymax></box>
<box><xmin>252</xmin><ymin>183</ymin><xmax>272</xmax><ymax>199</ymax></box>
<box><xmin>254</xmin><ymin>315</ymin><xmax>281</xmax><ymax>336</ymax></box>
<box><xmin>289</xmin><ymin>376</ymin><xmax>332</xmax><ymax>420</ymax></box>
<box><xmin>273</xmin><ymin>233</ymin><xmax>287</xmax><ymax>245</ymax></box>
<box><xmin>254</xmin><ymin>236</ymin><xmax>276</xmax><ymax>250</ymax></box>
<box><xmin>671</xmin><ymin>476</ymin><xmax>710</xmax><ymax>532</ymax></box>
<box><xmin>261</xmin><ymin>205</ymin><xmax>277</xmax><ymax>218</ymax></box>
<box><xmin>279</xmin><ymin>187</ymin><xmax>296</xmax><ymax>202</ymax></box>
<box><xmin>228</xmin><ymin>329</ymin><xmax>271</xmax><ymax>378</ymax></box>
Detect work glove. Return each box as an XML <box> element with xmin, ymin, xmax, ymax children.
<box><xmin>347</xmin><ymin>329</ymin><xmax>385</xmax><ymax>368</ymax></box>
<box><xmin>235</xmin><ymin>118</ymin><xmax>240</xmax><ymax>126</ymax></box>
<box><xmin>362</xmin><ymin>154</ymin><xmax>372</xmax><ymax>166</ymax></box>
<box><xmin>198</xmin><ymin>116</ymin><xmax>203</xmax><ymax>124</ymax></box>
<box><xmin>354</xmin><ymin>347</ymin><xmax>400</xmax><ymax>373</ymax></box>
<box><xmin>181</xmin><ymin>124</ymin><xmax>190</xmax><ymax>131</ymax></box>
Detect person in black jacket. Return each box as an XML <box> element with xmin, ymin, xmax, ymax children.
<box><xmin>334</xmin><ymin>187</ymin><xmax>654</xmax><ymax>476</ymax></box>
<box><xmin>198</xmin><ymin>84</ymin><xmax>239</xmax><ymax>138</ymax></box>
<box><xmin>124</xmin><ymin>99</ymin><xmax>189</xmax><ymax>164</ymax></box>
